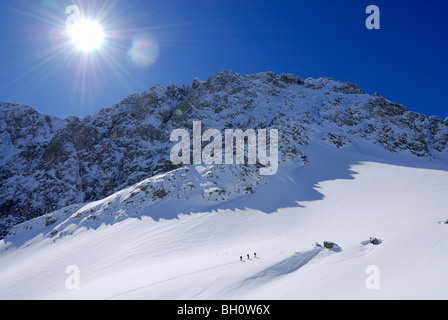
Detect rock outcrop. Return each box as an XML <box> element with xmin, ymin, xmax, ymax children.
<box><xmin>1</xmin><ymin>70</ymin><xmax>447</xmax><ymax>238</ymax></box>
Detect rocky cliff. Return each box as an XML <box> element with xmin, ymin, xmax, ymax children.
<box><xmin>1</xmin><ymin>70</ymin><xmax>447</xmax><ymax>238</ymax></box>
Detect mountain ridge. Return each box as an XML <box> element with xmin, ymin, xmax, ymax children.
<box><xmin>1</xmin><ymin>70</ymin><xmax>447</xmax><ymax>238</ymax></box>
<box><xmin>2</xmin><ymin>138</ymin><xmax>448</xmax><ymax>299</ymax></box>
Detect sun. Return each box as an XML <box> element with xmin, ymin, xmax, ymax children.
<box><xmin>68</xmin><ymin>19</ymin><xmax>104</xmax><ymax>52</ymax></box>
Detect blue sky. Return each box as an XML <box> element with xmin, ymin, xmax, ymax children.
<box><xmin>0</xmin><ymin>0</ymin><xmax>447</xmax><ymax>119</ymax></box>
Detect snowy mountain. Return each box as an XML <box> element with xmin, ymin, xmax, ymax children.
<box><xmin>1</xmin><ymin>71</ymin><xmax>447</xmax><ymax>235</ymax></box>
<box><xmin>1</xmin><ymin>71</ymin><xmax>448</xmax><ymax>299</ymax></box>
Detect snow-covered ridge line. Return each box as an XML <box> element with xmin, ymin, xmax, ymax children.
<box><xmin>1</xmin><ymin>141</ymin><xmax>448</xmax><ymax>300</ymax></box>
<box><xmin>3</xmin><ymin>163</ymin><xmax>266</xmax><ymax>245</ymax></box>
<box><xmin>1</xmin><ymin>70</ymin><xmax>447</xmax><ymax>238</ymax></box>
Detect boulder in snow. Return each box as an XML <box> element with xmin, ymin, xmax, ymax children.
<box><xmin>323</xmin><ymin>241</ymin><xmax>339</xmax><ymax>249</ymax></box>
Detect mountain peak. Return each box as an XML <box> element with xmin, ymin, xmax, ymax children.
<box><xmin>1</xmin><ymin>71</ymin><xmax>447</xmax><ymax>238</ymax></box>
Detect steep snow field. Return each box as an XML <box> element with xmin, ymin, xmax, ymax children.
<box><xmin>1</xmin><ymin>143</ymin><xmax>448</xmax><ymax>300</ymax></box>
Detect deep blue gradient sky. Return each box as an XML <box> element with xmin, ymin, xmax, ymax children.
<box><xmin>0</xmin><ymin>0</ymin><xmax>447</xmax><ymax>119</ymax></box>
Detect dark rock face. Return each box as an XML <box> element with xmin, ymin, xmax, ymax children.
<box><xmin>323</xmin><ymin>241</ymin><xmax>339</xmax><ymax>249</ymax></box>
<box><xmin>1</xmin><ymin>70</ymin><xmax>447</xmax><ymax>238</ymax></box>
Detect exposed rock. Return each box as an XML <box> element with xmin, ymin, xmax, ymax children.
<box><xmin>323</xmin><ymin>241</ymin><xmax>339</xmax><ymax>249</ymax></box>
<box><xmin>0</xmin><ymin>70</ymin><xmax>447</xmax><ymax>238</ymax></box>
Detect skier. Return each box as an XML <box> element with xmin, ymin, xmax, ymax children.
<box><xmin>247</xmin><ymin>254</ymin><xmax>250</xmax><ymax>260</ymax></box>
<box><xmin>240</xmin><ymin>256</ymin><xmax>243</xmax><ymax>262</ymax></box>
<box><xmin>254</xmin><ymin>252</ymin><xmax>257</xmax><ymax>259</ymax></box>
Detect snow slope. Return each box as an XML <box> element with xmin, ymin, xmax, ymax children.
<box><xmin>1</xmin><ymin>141</ymin><xmax>447</xmax><ymax>300</ymax></box>
<box><xmin>2</xmin><ymin>70</ymin><xmax>448</xmax><ymax>231</ymax></box>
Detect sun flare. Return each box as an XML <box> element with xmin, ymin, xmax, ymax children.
<box><xmin>68</xmin><ymin>19</ymin><xmax>104</xmax><ymax>52</ymax></box>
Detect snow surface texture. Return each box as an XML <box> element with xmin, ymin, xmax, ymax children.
<box><xmin>0</xmin><ymin>71</ymin><xmax>448</xmax><ymax>299</ymax></box>
<box><xmin>1</xmin><ymin>141</ymin><xmax>448</xmax><ymax>300</ymax></box>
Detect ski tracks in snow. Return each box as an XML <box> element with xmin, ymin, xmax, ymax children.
<box><xmin>235</xmin><ymin>247</ymin><xmax>334</xmax><ymax>290</ymax></box>
<box><xmin>104</xmin><ymin>241</ymin><xmax>382</xmax><ymax>300</ymax></box>
<box><xmin>106</xmin><ymin>260</ymin><xmax>239</xmax><ymax>300</ymax></box>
